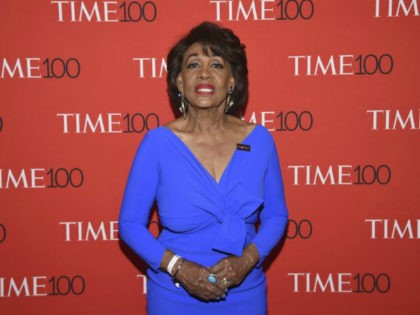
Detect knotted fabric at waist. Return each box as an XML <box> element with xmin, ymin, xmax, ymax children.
<box><xmin>159</xmin><ymin>184</ymin><xmax>264</xmax><ymax>257</ymax></box>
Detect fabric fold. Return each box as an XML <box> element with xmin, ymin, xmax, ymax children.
<box><xmin>211</xmin><ymin>185</ymin><xmax>263</xmax><ymax>256</ymax></box>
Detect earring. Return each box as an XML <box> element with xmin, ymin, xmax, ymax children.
<box><xmin>225</xmin><ymin>87</ymin><xmax>234</xmax><ymax>114</ymax></box>
<box><xmin>178</xmin><ymin>93</ymin><xmax>187</xmax><ymax>118</ymax></box>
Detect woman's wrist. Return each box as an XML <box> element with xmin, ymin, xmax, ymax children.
<box><xmin>172</xmin><ymin>258</ymin><xmax>185</xmax><ymax>280</ymax></box>
<box><xmin>160</xmin><ymin>249</ymin><xmax>175</xmax><ymax>271</ymax></box>
<box><xmin>160</xmin><ymin>250</ymin><xmax>186</xmax><ymax>288</ymax></box>
<box><xmin>167</xmin><ymin>254</ymin><xmax>182</xmax><ymax>275</ymax></box>
<box><xmin>243</xmin><ymin>243</ymin><xmax>260</xmax><ymax>267</ymax></box>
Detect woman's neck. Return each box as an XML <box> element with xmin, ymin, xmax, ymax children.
<box><xmin>183</xmin><ymin>107</ymin><xmax>229</xmax><ymax>134</ymax></box>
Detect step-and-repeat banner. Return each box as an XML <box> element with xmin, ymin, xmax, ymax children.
<box><xmin>1</xmin><ymin>1</ymin><xmax>419</xmax><ymax>314</ymax></box>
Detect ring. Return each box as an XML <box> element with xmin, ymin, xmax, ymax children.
<box><xmin>207</xmin><ymin>274</ymin><xmax>217</xmax><ymax>284</ymax></box>
<box><xmin>222</xmin><ymin>277</ymin><xmax>229</xmax><ymax>285</ymax></box>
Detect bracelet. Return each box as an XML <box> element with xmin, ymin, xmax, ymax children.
<box><xmin>172</xmin><ymin>258</ymin><xmax>185</xmax><ymax>279</ymax></box>
<box><xmin>167</xmin><ymin>254</ymin><xmax>181</xmax><ymax>276</ymax></box>
<box><xmin>172</xmin><ymin>259</ymin><xmax>185</xmax><ymax>288</ymax></box>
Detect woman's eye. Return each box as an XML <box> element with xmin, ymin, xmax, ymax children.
<box><xmin>211</xmin><ymin>62</ymin><xmax>224</xmax><ymax>69</ymax></box>
<box><xmin>186</xmin><ymin>62</ymin><xmax>199</xmax><ymax>69</ymax></box>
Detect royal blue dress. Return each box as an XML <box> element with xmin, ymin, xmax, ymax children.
<box><xmin>119</xmin><ymin>125</ymin><xmax>288</xmax><ymax>314</ymax></box>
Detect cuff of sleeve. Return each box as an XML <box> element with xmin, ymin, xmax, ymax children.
<box><xmin>150</xmin><ymin>247</ymin><xmax>167</xmax><ymax>272</ymax></box>
<box><xmin>251</xmin><ymin>241</ymin><xmax>267</xmax><ymax>268</ymax></box>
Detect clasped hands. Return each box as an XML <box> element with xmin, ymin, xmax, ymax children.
<box><xmin>164</xmin><ymin>244</ymin><xmax>259</xmax><ymax>301</ymax></box>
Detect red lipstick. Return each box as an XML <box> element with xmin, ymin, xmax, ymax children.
<box><xmin>195</xmin><ymin>84</ymin><xmax>215</xmax><ymax>95</ymax></box>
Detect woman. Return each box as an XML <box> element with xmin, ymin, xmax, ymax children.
<box><xmin>119</xmin><ymin>22</ymin><xmax>288</xmax><ymax>314</ymax></box>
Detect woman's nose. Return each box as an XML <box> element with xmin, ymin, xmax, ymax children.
<box><xmin>198</xmin><ymin>64</ymin><xmax>211</xmax><ymax>79</ymax></box>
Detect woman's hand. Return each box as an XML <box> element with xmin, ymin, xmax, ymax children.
<box><xmin>160</xmin><ymin>250</ymin><xmax>225</xmax><ymax>301</ymax></box>
<box><xmin>209</xmin><ymin>244</ymin><xmax>260</xmax><ymax>290</ymax></box>
<box><xmin>174</xmin><ymin>260</ymin><xmax>226</xmax><ymax>301</ymax></box>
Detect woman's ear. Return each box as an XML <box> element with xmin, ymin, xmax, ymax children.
<box><xmin>176</xmin><ymin>74</ymin><xmax>183</xmax><ymax>94</ymax></box>
<box><xmin>229</xmin><ymin>77</ymin><xmax>235</xmax><ymax>91</ymax></box>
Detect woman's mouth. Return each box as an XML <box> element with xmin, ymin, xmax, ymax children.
<box><xmin>195</xmin><ymin>84</ymin><xmax>215</xmax><ymax>95</ymax></box>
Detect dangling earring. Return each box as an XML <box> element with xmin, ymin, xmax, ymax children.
<box><xmin>178</xmin><ymin>93</ymin><xmax>187</xmax><ymax>119</ymax></box>
<box><xmin>225</xmin><ymin>87</ymin><xmax>234</xmax><ymax>114</ymax></box>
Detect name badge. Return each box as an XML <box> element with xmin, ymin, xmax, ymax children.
<box><xmin>236</xmin><ymin>143</ymin><xmax>251</xmax><ymax>152</ymax></box>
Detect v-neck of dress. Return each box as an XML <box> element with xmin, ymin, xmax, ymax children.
<box><xmin>162</xmin><ymin>125</ymin><xmax>259</xmax><ymax>185</ymax></box>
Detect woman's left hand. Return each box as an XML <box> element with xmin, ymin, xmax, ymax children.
<box><xmin>209</xmin><ymin>244</ymin><xmax>260</xmax><ymax>290</ymax></box>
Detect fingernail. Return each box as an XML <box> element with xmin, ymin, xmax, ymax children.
<box><xmin>224</xmin><ymin>288</ymin><xmax>228</xmax><ymax>293</ymax></box>
<box><xmin>222</xmin><ymin>294</ymin><xmax>226</xmax><ymax>298</ymax></box>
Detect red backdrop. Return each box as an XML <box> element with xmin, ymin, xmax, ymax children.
<box><xmin>1</xmin><ymin>1</ymin><xmax>419</xmax><ymax>314</ymax></box>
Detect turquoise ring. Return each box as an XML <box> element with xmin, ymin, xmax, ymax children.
<box><xmin>207</xmin><ymin>274</ymin><xmax>217</xmax><ymax>283</ymax></box>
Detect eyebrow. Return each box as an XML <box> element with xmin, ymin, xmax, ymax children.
<box><xmin>185</xmin><ymin>53</ymin><xmax>199</xmax><ymax>61</ymax></box>
<box><xmin>185</xmin><ymin>53</ymin><xmax>223</xmax><ymax>62</ymax></box>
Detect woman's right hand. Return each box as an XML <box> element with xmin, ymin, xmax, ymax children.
<box><xmin>174</xmin><ymin>260</ymin><xmax>226</xmax><ymax>301</ymax></box>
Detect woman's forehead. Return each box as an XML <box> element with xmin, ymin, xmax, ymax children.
<box><xmin>184</xmin><ymin>42</ymin><xmax>221</xmax><ymax>58</ymax></box>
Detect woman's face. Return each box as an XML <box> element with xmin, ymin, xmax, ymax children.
<box><xmin>177</xmin><ymin>42</ymin><xmax>235</xmax><ymax>112</ymax></box>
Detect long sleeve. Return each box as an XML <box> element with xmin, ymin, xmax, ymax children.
<box><xmin>251</xmin><ymin>138</ymin><xmax>289</xmax><ymax>265</ymax></box>
<box><xmin>119</xmin><ymin>133</ymin><xmax>166</xmax><ymax>271</ymax></box>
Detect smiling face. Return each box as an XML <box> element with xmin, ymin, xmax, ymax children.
<box><xmin>177</xmin><ymin>42</ymin><xmax>235</xmax><ymax>112</ymax></box>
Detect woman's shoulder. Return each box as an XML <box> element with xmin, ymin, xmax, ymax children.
<box><xmin>226</xmin><ymin>116</ymin><xmax>261</xmax><ymax>137</ymax></box>
<box><xmin>159</xmin><ymin>117</ymin><xmax>189</xmax><ymax>137</ymax></box>
<box><xmin>228</xmin><ymin>116</ymin><xmax>270</xmax><ymax>131</ymax></box>
<box><xmin>144</xmin><ymin>122</ymin><xmax>176</xmax><ymax>137</ymax></box>
<box><xmin>250</xmin><ymin>124</ymin><xmax>275</xmax><ymax>148</ymax></box>
<box><xmin>136</xmin><ymin>125</ymin><xmax>172</xmax><ymax>148</ymax></box>
<box><xmin>233</xmin><ymin>118</ymin><xmax>273</xmax><ymax>141</ymax></box>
